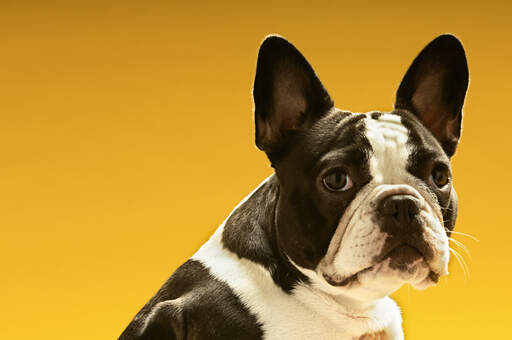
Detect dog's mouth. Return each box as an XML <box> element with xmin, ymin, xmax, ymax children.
<box><xmin>323</xmin><ymin>265</ymin><xmax>374</xmax><ymax>287</ymax></box>
<box><xmin>323</xmin><ymin>244</ymin><xmax>440</xmax><ymax>287</ymax></box>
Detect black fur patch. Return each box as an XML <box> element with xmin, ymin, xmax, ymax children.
<box><xmin>222</xmin><ymin>175</ymin><xmax>310</xmax><ymax>292</ymax></box>
<box><xmin>118</xmin><ymin>260</ymin><xmax>264</xmax><ymax>340</ymax></box>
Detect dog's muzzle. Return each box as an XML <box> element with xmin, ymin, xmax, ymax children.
<box><xmin>318</xmin><ymin>184</ymin><xmax>449</xmax><ymax>293</ymax></box>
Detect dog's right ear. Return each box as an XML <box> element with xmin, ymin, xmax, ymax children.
<box><xmin>395</xmin><ymin>34</ymin><xmax>469</xmax><ymax>157</ymax></box>
<box><xmin>253</xmin><ymin>35</ymin><xmax>333</xmax><ymax>163</ymax></box>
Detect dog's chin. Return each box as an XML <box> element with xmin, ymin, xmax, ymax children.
<box><xmin>323</xmin><ymin>245</ymin><xmax>441</xmax><ymax>294</ymax></box>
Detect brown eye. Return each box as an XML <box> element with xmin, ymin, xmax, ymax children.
<box><xmin>430</xmin><ymin>164</ymin><xmax>450</xmax><ymax>188</ymax></box>
<box><xmin>323</xmin><ymin>169</ymin><xmax>353</xmax><ymax>192</ymax></box>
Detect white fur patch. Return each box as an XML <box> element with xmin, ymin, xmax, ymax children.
<box><xmin>365</xmin><ymin>114</ymin><xmax>411</xmax><ymax>185</ymax></box>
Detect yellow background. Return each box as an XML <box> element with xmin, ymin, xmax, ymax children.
<box><xmin>1</xmin><ymin>1</ymin><xmax>510</xmax><ymax>338</ymax></box>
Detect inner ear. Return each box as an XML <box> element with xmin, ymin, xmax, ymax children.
<box><xmin>253</xmin><ymin>35</ymin><xmax>333</xmax><ymax>161</ymax></box>
<box><xmin>412</xmin><ymin>72</ymin><xmax>461</xmax><ymax>147</ymax></box>
<box><xmin>395</xmin><ymin>34</ymin><xmax>469</xmax><ymax>157</ymax></box>
<box><xmin>256</xmin><ymin>64</ymin><xmax>309</xmax><ymax>146</ymax></box>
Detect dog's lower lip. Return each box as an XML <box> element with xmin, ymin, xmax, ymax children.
<box><xmin>323</xmin><ymin>266</ymin><xmax>374</xmax><ymax>287</ymax></box>
<box><xmin>323</xmin><ymin>273</ymin><xmax>353</xmax><ymax>287</ymax></box>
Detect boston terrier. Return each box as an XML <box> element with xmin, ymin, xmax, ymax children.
<box><xmin>119</xmin><ymin>34</ymin><xmax>469</xmax><ymax>339</ymax></box>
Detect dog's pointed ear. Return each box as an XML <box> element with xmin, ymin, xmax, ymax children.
<box><xmin>395</xmin><ymin>34</ymin><xmax>469</xmax><ymax>157</ymax></box>
<box><xmin>253</xmin><ymin>35</ymin><xmax>333</xmax><ymax>162</ymax></box>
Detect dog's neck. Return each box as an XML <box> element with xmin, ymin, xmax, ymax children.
<box><xmin>221</xmin><ymin>175</ymin><xmax>309</xmax><ymax>292</ymax></box>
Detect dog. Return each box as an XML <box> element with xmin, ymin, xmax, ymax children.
<box><xmin>119</xmin><ymin>34</ymin><xmax>469</xmax><ymax>340</ymax></box>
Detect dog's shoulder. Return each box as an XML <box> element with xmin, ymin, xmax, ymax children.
<box><xmin>118</xmin><ymin>259</ymin><xmax>263</xmax><ymax>340</ymax></box>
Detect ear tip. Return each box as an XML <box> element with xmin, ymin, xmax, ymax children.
<box><xmin>430</xmin><ymin>33</ymin><xmax>467</xmax><ymax>54</ymax></box>
<box><xmin>436</xmin><ymin>33</ymin><xmax>463</xmax><ymax>42</ymax></box>
<box><xmin>258</xmin><ymin>34</ymin><xmax>296</xmax><ymax>54</ymax></box>
<box><xmin>261</xmin><ymin>34</ymin><xmax>289</xmax><ymax>44</ymax></box>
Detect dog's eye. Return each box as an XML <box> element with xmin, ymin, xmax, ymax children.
<box><xmin>430</xmin><ymin>164</ymin><xmax>450</xmax><ymax>188</ymax></box>
<box><xmin>322</xmin><ymin>170</ymin><xmax>353</xmax><ymax>192</ymax></box>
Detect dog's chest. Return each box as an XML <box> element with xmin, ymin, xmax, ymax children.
<box><xmin>191</xmin><ymin>226</ymin><xmax>398</xmax><ymax>340</ymax></box>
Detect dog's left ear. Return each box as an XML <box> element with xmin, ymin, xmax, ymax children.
<box><xmin>395</xmin><ymin>34</ymin><xmax>469</xmax><ymax>157</ymax></box>
<box><xmin>253</xmin><ymin>35</ymin><xmax>333</xmax><ymax>163</ymax></box>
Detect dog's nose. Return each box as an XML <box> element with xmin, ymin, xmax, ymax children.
<box><xmin>379</xmin><ymin>195</ymin><xmax>420</xmax><ymax>227</ymax></box>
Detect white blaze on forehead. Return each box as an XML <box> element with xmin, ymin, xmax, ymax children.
<box><xmin>365</xmin><ymin>114</ymin><xmax>411</xmax><ymax>184</ymax></box>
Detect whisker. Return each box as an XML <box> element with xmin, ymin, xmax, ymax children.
<box><xmin>448</xmin><ymin>237</ymin><xmax>472</xmax><ymax>260</ymax></box>
<box><xmin>449</xmin><ymin>247</ymin><xmax>467</xmax><ymax>280</ymax></box>
<box><xmin>445</xmin><ymin>229</ymin><xmax>480</xmax><ymax>242</ymax></box>
<box><xmin>449</xmin><ymin>247</ymin><xmax>470</xmax><ymax>281</ymax></box>
<box><xmin>455</xmin><ymin>247</ymin><xmax>471</xmax><ymax>278</ymax></box>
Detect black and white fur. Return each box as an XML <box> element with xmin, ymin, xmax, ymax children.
<box><xmin>119</xmin><ymin>34</ymin><xmax>469</xmax><ymax>340</ymax></box>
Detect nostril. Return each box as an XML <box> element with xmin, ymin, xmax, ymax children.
<box><xmin>379</xmin><ymin>195</ymin><xmax>420</xmax><ymax>226</ymax></box>
<box><xmin>407</xmin><ymin>199</ymin><xmax>420</xmax><ymax>216</ymax></box>
<box><xmin>380</xmin><ymin>198</ymin><xmax>398</xmax><ymax>216</ymax></box>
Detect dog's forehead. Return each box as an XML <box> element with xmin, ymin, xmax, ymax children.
<box><xmin>296</xmin><ymin>109</ymin><xmax>444</xmax><ymax>176</ymax></box>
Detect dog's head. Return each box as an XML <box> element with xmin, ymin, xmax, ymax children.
<box><xmin>253</xmin><ymin>35</ymin><xmax>468</xmax><ymax>302</ymax></box>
